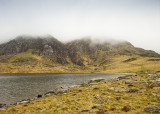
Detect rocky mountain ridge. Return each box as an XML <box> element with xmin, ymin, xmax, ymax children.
<box><xmin>0</xmin><ymin>35</ymin><xmax>159</xmax><ymax>66</ymax></box>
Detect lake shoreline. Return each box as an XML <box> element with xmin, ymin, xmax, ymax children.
<box><xmin>2</xmin><ymin>72</ymin><xmax>160</xmax><ymax>113</ymax></box>
<box><xmin>0</xmin><ymin>73</ymin><xmax>129</xmax><ymax>108</ymax></box>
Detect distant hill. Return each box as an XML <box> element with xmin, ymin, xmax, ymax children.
<box><xmin>0</xmin><ymin>35</ymin><xmax>159</xmax><ymax>73</ymax></box>
<box><xmin>0</xmin><ymin>35</ymin><xmax>159</xmax><ymax>65</ymax></box>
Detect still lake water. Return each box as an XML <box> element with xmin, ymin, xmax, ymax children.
<box><xmin>0</xmin><ymin>73</ymin><xmax>125</xmax><ymax>105</ymax></box>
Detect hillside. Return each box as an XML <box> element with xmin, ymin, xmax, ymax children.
<box><xmin>0</xmin><ymin>35</ymin><xmax>160</xmax><ymax>73</ymax></box>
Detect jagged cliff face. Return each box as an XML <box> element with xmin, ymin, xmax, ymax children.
<box><xmin>0</xmin><ymin>36</ymin><xmax>68</xmax><ymax>64</ymax></box>
<box><xmin>0</xmin><ymin>35</ymin><xmax>159</xmax><ymax>66</ymax></box>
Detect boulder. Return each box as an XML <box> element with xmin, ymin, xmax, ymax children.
<box><xmin>125</xmin><ymin>80</ymin><xmax>140</xmax><ymax>84</ymax></box>
<box><xmin>44</xmin><ymin>91</ymin><xmax>55</xmax><ymax>96</ymax></box>
<box><xmin>78</xmin><ymin>109</ymin><xmax>92</xmax><ymax>114</ymax></box>
<box><xmin>0</xmin><ymin>104</ymin><xmax>6</xmax><ymax>108</ymax></box>
<box><xmin>37</xmin><ymin>94</ymin><xmax>42</xmax><ymax>98</ymax></box>
<box><xmin>88</xmin><ymin>78</ymin><xmax>105</xmax><ymax>83</ymax></box>
<box><xmin>128</xmin><ymin>89</ymin><xmax>139</xmax><ymax>93</ymax></box>
<box><xmin>17</xmin><ymin>100</ymin><xmax>29</xmax><ymax>104</ymax></box>
<box><xmin>108</xmin><ymin>87</ymin><xmax>115</xmax><ymax>91</ymax></box>
<box><xmin>144</xmin><ymin>105</ymin><xmax>160</xmax><ymax>112</ymax></box>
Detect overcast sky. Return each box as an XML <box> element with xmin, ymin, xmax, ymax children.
<box><xmin>0</xmin><ymin>0</ymin><xmax>160</xmax><ymax>53</ymax></box>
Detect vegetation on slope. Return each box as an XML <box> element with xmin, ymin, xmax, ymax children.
<box><xmin>0</xmin><ymin>50</ymin><xmax>160</xmax><ymax>73</ymax></box>
<box><xmin>0</xmin><ymin>35</ymin><xmax>159</xmax><ymax>73</ymax></box>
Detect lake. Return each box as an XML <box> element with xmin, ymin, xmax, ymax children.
<box><xmin>0</xmin><ymin>73</ymin><xmax>125</xmax><ymax>106</ymax></box>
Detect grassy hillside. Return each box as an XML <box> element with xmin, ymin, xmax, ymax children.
<box><xmin>101</xmin><ymin>55</ymin><xmax>160</xmax><ymax>73</ymax></box>
<box><xmin>0</xmin><ymin>49</ymin><xmax>160</xmax><ymax>73</ymax></box>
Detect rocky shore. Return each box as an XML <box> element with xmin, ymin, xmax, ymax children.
<box><xmin>1</xmin><ymin>73</ymin><xmax>160</xmax><ymax>114</ymax></box>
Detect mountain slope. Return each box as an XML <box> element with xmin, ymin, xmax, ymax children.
<box><xmin>0</xmin><ymin>35</ymin><xmax>159</xmax><ymax>73</ymax></box>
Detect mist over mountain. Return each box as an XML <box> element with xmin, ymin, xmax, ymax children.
<box><xmin>0</xmin><ymin>35</ymin><xmax>159</xmax><ymax>67</ymax></box>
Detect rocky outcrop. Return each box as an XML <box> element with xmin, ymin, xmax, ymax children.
<box><xmin>0</xmin><ymin>35</ymin><xmax>159</xmax><ymax>66</ymax></box>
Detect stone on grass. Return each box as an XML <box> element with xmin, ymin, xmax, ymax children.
<box><xmin>92</xmin><ymin>104</ymin><xmax>102</xmax><ymax>109</ymax></box>
<box><xmin>89</xmin><ymin>78</ymin><xmax>105</xmax><ymax>83</ymax></box>
<box><xmin>52</xmin><ymin>99</ymin><xmax>58</xmax><ymax>101</ymax></box>
<box><xmin>128</xmin><ymin>89</ymin><xmax>139</xmax><ymax>93</ymax></box>
<box><xmin>125</xmin><ymin>80</ymin><xmax>139</xmax><ymax>84</ymax></box>
<box><xmin>108</xmin><ymin>87</ymin><xmax>115</xmax><ymax>91</ymax></box>
<box><xmin>94</xmin><ymin>94</ymin><xmax>100</xmax><ymax>98</ymax></box>
<box><xmin>116</xmin><ymin>96</ymin><xmax>121</xmax><ymax>100</ymax></box>
<box><xmin>78</xmin><ymin>109</ymin><xmax>92</xmax><ymax>114</ymax></box>
<box><xmin>0</xmin><ymin>108</ymin><xmax>6</xmax><ymax>111</ymax></box>
<box><xmin>153</xmin><ymin>87</ymin><xmax>160</xmax><ymax>90</ymax></box>
<box><xmin>122</xmin><ymin>105</ymin><xmax>131</xmax><ymax>112</ymax></box>
<box><xmin>144</xmin><ymin>105</ymin><xmax>160</xmax><ymax>112</ymax></box>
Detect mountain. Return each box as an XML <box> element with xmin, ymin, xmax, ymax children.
<box><xmin>0</xmin><ymin>35</ymin><xmax>159</xmax><ymax>73</ymax></box>
<box><xmin>0</xmin><ymin>35</ymin><xmax>68</xmax><ymax>64</ymax></box>
<box><xmin>66</xmin><ymin>38</ymin><xmax>160</xmax><ymax>66</ymax></box>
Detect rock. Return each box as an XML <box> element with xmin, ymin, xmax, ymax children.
<box><xmin>118</xmin><ymin>76</ymin><xmax>128</xmax><ymax>80</ymax></box>
<box><xmin>89</xmin><ymin>83</ymin><xmax>98</xmax><ymax>85</ymax></box>
<box><xmin>156</xmin><ymin>78</ymin><xmax>160</xmax><ymax>82</ymax></box>
<box><xmin>140</xmin><ymin>82</ymin><xmax>148</xmax><ymax>86</ymax></box>
<box><xmin>96</xmin><ymin>109</ymin><xmax>108</xmax><ymax>114</ymax></box>
<box><xmin>68</xmin><ymin>99</ymin><xmax>80</xmax><ymax>102</ymax></box>
<box><xmin>128</xmin><ymin>89</ymin><xmax>139</xmax><ymax>93</ymax></box>
<box><xmin>106</xmin><ymin>96</ymin><xmax>112</xmax><ymax>99</ymax></box>
<box><xmin>92</xmin><ymin>85</ymin><xmax>99</xmax><ymax>88</ymax></box>
<box><xmin>94</xmin><ymin>94</ymin><xmax>100</xmax><ymax>98</ymax></box>
<box><xmin>102</xmin><ymin>89</ymin><xmax>107</xmax><ymax>91</ymax></box>
<box><xmin>153</xmin><ymin>87</ymin><xmax>160</xmax><ymax>90</ymax></box>
<box><xmin>115</xmin><ymin>88</ymin><xmax>129</xmax><ymax>92</ymax></box>
<box><xmin>0</xmin><ymin>108</ymin><xmax>6</xmax><ymax>111</ymax></box>
<box><xmin>44</xmin><ymin>91</ymin><xmax>55</xmax><ymax>96</ymax></box>
<box><xmin>108</xmin><ymin>87</ymin><xmax>115</xmax><ymax>91</ymax></box>
<box><xmin>78</xmin><ymin>109</ymin><xmax>92</xmax><ymax>114</ymax></box>
<box><xmin>116</xmin><ymin>96</ymin><xmax>121</xmax><ymax>100</ymax></box>
<box><xmin>148</xmin><ymin>82</ymin><xmax>160</xmax><ymax>88</ymax></box>
<box><xmin>102</xmin><ymin>93</ymin><xmax>106</xmax><ymax>95</ymax></box>
<box><xmin>52</xmin><ymin>99</ymin><xmax>58</xmax><ymax>101</ymax></box>
<box><xmin>37</xmin><ymin>94</ymin><xmax>42</xmax><ymax>98</ymax></box>
<box><xmin>0</xmin><ymin>104</ymin><xmax>6</xmax><ymax>108</ymax></box>
<box><xmin>128</xmin><ymin>84</ymin><xmax>134</xmax><ymax>87</ymax></box>
<box><xmin>144</xmin><ymin>105</ymin><xmax>160</xmax><ymax>112</ymax></box>
<box><xmin>122</xmin><ymin>105</ymin><xmax>131</xmax><ymax>112</ymax></box>
<box><xmin>54</xmin><ymin>88</ymin><xmax>66</xmax><ymax>94</ymax></box>
<box><xmin>92</xmin><ymin>104</ymin><xmax>102</xmax><ymax>109</ymax></box>
<box><xmin>151</xmin><ymin>92</ymin><xmax>160</xmax><ymax>97</ymax></box>
<box><xmin>148</xmin><ymin>80</ymin><xmax>155</xmax><ymax>83</ymax></box>
<box><xmin>125</xmin><ymin>80</ymin><xmax>140</xmax><ymax>84</ymax></box>
<box><xmin>89</xmin><ymin>78</ymin><xmax>105</xmax><ymax>83</ymax></box>
<box><xmin>70</xmin><ymin>85</ymin><xmax>80</xmax><ymax>88</ymax></box>
<box><xmin>17</xmin><ymin>100</ymin><xmax>29</xmax><ymax>104</ymax></box>
<box><xmin>151</xmin><ymin>102</ymin><xmax>159</xmax><ymax>105</ymax></box>
<box><xmin>97</xmin><ymin>99</ymin><xmax>106</xmax><ymax>103</ymax></box>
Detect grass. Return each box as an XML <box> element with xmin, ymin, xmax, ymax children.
<box><xmin>0</xmin><ymin>52</ymin><xmax>160</xmax><ymax>73</ymax></box>
<box><xmin>103</xmin><ymin>55</ymin><xmax>160</xmax><ymax>73</ymax></box>
<box><xmin>1</xmin><ymin>73</ymin><xmax>160</xmax><ymax>114</ymax></box>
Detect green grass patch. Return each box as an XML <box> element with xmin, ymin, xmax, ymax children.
<box><xmin>123</xmin><ymin>58</ymin><xmax>137</xmax><ymax>63</ymax></box>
